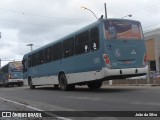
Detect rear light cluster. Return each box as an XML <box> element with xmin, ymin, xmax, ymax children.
<box><xmin>103</xmin><ymin>54</ymin><xmax>111</xmax><ymax>68</ymax></box>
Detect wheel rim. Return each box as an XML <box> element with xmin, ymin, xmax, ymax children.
<box><xmin>60</xmin><ymin>77</ymin><xmax>65</xmax><ymax>88</ymax></box>
<box><xmin>59</xmin><ymin>75</ymin><xmax>67</xmax><ymax>90</ymax></box>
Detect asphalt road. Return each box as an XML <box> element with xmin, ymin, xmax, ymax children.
<box><xmin>0</xmin><ymin>85</ymin><xmax>160</xmax><ymax>120</ymax></box>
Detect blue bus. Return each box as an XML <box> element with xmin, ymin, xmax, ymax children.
<box><xmin>22</xmin><ymin>18</ymin><xmax>147</xmax><ymax>90</ymax></box>
<box><xmin>0</xmin><ymin>61</ymin><xmax>23</xmax><ymax>87</ymax></box>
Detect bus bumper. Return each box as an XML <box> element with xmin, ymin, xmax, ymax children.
<box><xmin>102</xmin><ymin>66</ymin><xmax>148</xmax><ymax>77</ymax></box>
<box><xmin>3</xmin><ymin>79</ymin><xmax>24</xmax><ymax>86</ymax></box>
<box><xmin>8</xmin><ymin>79</ymin><xmax>23</xmax><ymax>83</ymax></box>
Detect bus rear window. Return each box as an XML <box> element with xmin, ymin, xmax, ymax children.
<box><xmin>10</xmin><ymin>62</ymin><xmax>23</xmax><ymax>72</ymax></box>
<box><xmin>104</xmin><ymin>20</ymin><xmax>143</xmax><ymax>40</ymax></box>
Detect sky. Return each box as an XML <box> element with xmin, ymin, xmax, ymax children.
<box><xmin>0</xmin><ymin>0</ymin><xmax>160</xmax><ymax>67</ymax></box>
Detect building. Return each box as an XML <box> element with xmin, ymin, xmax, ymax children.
<box><xmin>144</xmin><ymin>28</ymin><xmax>160</xmax><ymax>73</ymax></box>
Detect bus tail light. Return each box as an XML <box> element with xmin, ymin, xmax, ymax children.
<box><xmin>103</xmin><ymin>54</ymin><xmax>111</xmax><ymax>68</ymax></box>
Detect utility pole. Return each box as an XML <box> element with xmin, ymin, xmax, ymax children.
<box><xmin>104</xmin><ymin>3</ymin><xmax>107</xmax><ymax>19</ymax></box>
<box><xmin>147</xmin><ymin>61</ymin><xmax>151</xmax><ymax>84</ymax></box>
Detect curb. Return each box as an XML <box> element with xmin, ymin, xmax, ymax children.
<box><xmin>103</xmin><ymin>84</ymin><xmax>160</xmax><ymax>87</ymax></box>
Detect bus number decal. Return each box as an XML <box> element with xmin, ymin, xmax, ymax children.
<box><xmin>93</xmin><ymin>58</ymin><xmax>100</xmax><ymax>64</ymax></box>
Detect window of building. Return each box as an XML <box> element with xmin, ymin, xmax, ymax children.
<box><xmin>150</xmin><ymin>61</ymin><xmax>156</xmax><ymax>71</ymax></box>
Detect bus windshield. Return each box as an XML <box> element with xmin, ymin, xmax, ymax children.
<box><xmin>104</xmin><ymin>20</ymin><xmax>143</xmax><ymax>40</ymax></box>
<box><xmin>10</xmin><ymin>62</ymin><xmax>23</xmax><ymax>72</ymax></box>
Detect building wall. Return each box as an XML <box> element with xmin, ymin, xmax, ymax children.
<box><xmin>144</xmin><ymin>29</ymin><xmax>160</xmax><ymax>72</ymax></box>
<box><xmin>145</xmin><ymin>38</ymin><xmax>155</xmax><ymax>61</ymax></box>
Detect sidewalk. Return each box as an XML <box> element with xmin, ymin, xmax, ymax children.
<box><xmin>103</xmin><ymin>78</ymin><xmax>160</xmax><ymax>87</ymax></box>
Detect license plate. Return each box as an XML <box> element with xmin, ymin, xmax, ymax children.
<box><xmin>124</xmin><ymin>61</ymin><xmax>130</xmax><ymax>64</ymax></box>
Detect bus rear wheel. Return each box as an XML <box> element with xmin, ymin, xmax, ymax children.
<box><xmin>28</xmin><ymin>78</ymin><xmax>35</xmax><ymax>89</ymax></box>
<box><xmin>59</xmin><ymin>74</ymin><xmax>75</xmax><ymax>91</ymax></box>
<box><xmin>59</xmin><ymin>74</ymin><xmax>69</xmax><ymax>91</ymax></box>
<box><xmin>87</xmin><ymin>81</ymin><xmax>102</xmax><ymax>89</ymax></box>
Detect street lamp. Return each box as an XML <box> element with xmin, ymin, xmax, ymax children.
<box><xmin>26</xmin><ymin>44</ymin><xmax>33</xmax><ymax>52</ymax></box>
<box><xmin>121</xmin><ymin>14</ymin><xmax>132</xmax><ymax>19</ymax></box>
<box><xmin>81</xmin><ymin>6</ymin><xmax>98</xmax><ymax>20</ymax></box>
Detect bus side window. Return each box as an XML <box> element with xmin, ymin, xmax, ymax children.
<box><xmin>85</xmin><ymin>45</ymin><xmax>89</xmax><ymax>52</ymax></box>
<box><xmin>22</xmin><ymin>59</ymin><xmax>27</xmax><ymax>72</ymax></box>
<box><xmin>93</xmin><ymin>43</ymin><xmax>97</xmax><ymax>50</ymax></box>
<box><xmin>76</xmin><ymin>31</ymin><xmax>90</xmax><ymax>55</ymax></box>
<box><xmin>28</xmin><ymin>55</ymin><xmax>32</xmax><ymax>68</ymax></box>
<box><xmin>53</xmin><ymin>43</ymin><xmax>62</xmax><ymax>61</ymax></box>
<box><xmin>36</xmin><ymin>50</ymin><xmax>44</xmax><ymax>65</ymax></box>
<box><xmin>32</xmin><ymin>53</ymin><xmax>37</xmax><ymax>66</ymax></box>
<box><xmin>63</xmin><ymin>37</ymin><xmax>74</xmax><ymax>58</ymax></box>
<box><xmin>45</xmin><ymin>46</ymin><xmax>53</xmax><ymax>63</ymax></box>
<box><xmin>90</xmin><ymin>27</ymin><xmax>99</xmax><ymax>51</ymax></box>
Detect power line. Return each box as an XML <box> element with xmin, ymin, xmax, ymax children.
<box><xmin>0</xmin><ymin>17</ymin><xmax>59</xmax><ymax>27</ymax></box>
<box><xmin>0</xmin><ymin>59</ymin><xmax>21</xmax><ymax>61</ymax></box>
<box><xmin>1</xmin><ymin>3</ymin><xmax>160</xmax><ymax>33</ymax></box>
<box><xmin>0</xmin><ymin>7</ymin><xmax>93</xmax><ymax>21</ymax></box>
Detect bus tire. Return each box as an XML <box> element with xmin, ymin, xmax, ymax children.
<box><xmin>87</xmin><ymin>81</ymin><xmax>102</xmax><ymax>89</ymax></box>
<box><xmin>59</xmin><ymin>74</ymin><xmax>69</xmax><ymax>91</ymax></box>
<box><xmin>54</xmin><ymin>84</ymin><xmax>59</xmax><ymax>88</ymax></box>
<box><xmin>28</xmin><ymin>78</ymin><xmax>35</xmax><ymax>89</ymax></box>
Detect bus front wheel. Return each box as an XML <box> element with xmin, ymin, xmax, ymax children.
<box><xmin>28</xmin><ymin>78</ymin><xmax>35</xmax><ymax>89</ymax></box>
